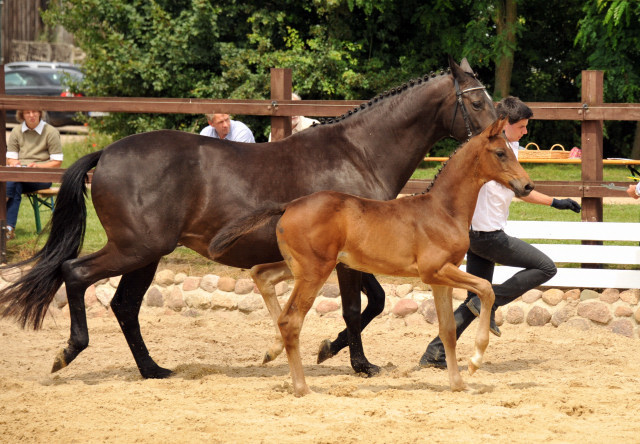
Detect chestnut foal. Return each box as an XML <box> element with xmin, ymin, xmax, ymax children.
<box><xmin>212</xmin><ymin>118</ymin><xmax>533</xmax><ymax>395</ymax></box>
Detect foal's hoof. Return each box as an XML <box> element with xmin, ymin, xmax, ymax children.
<box><xmin>468</xmin><ymin>358</ymin><xmax>480</xmax><ymax>376</ymax></box>
<box><xmin>263</xmin><ymin>350</ymin><xmax>277</xmax><ymax>364</ymax></box>
<box><xmin>317</xmin><ymin>339</ymin><xmax>335</xmax><ymax>364</ymax></box>
<box><xmin>141</xmin><ymin>366</ymin><xmax>173</xmax><ymax>379</ymax></box>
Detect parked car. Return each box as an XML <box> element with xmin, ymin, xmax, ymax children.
<box><xmin>5</xmin><ymin>61</ymin><xmax>83</xmax><ymax>73</ymax></box>
<box><xmin>4</xmin><ymin>63</ymin><xmax>85</xmax><ymax>126</ymax></box>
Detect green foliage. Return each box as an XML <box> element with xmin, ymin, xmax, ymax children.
<box><xmin>42</xmin><ymin>1</ymin><xmax>639</xmax><ymax>153</ymax></box>
<box><xmin>44</xmin><ymin>0</ymin><xmax>223</xmax><ymax>138</ymax></box>
<box><xmin>575</xmin><ymin>0</ymin><xmax>640</xmax><ymax>103</ymax></box>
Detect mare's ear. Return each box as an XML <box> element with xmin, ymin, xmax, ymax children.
<box><xmin>459</xmin><ymin>58</ymin><xmax>472</xmax><ymax>73</ymax></box>
<box><xmin>482</xmin><ymin>118</ymin><xmax>507</xmax><ymax>138</ymax></box>
<box><xmin>448</xmin><ymin>55</ymin><xmax>468</xmax><ymax>81</ymax></box>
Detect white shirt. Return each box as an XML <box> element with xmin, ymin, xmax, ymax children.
<box><xmin>268</xmin><ymin>115</ymin><xmax>319</xmax><ymax>141</ymax></box>
<box><xmin>470</xmin><ymin>141</ymin><xmax>520</xmax><ymax>232</ymax></box>
<box><xmin>200</xmin><ymin>119</ymin><xmax>255</xmax><ymax>143</ymax></box>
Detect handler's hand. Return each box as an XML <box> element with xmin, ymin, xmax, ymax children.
<box><xmin>626</xmin><ymin>184</ymin><xmax>639</xmax><ymax>199</ymax></box>
<box><xmin>551</xmin><ymin>198</ymin><xmax>581</xmax><ymax>213</ymax></box>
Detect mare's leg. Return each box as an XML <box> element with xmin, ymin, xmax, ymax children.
<box><xmin>109</xmin><ymin>260</ymin><xmax>168</xmax><ymax>378</ymax></box>
<box><xmin>317</xmin><ymin>273</ymin><xmax>385</xmax><ymax>364</ymax></box>
<box><xmin>327</xmin><ymin>266</ymin><xmax>380</xmax><ymax>376</ymax></box>
<box><xmin>279</xmin><ymin>276</ymin><xmax>328</xmax><ymax>397</ymax></box>
<box><xmin>250</xmin><ymin>261</ymin><xmax>293</xmax><ymax>363</ymax></box>
<box><xmin>431</xmin><ymin>285</ymin><xmax>465</xmax><ymax>391</ymax></box>
<box><xmin>53</xmin><ymin>244</ymin><xmax>163</xmax><ymax>376</ymax></box>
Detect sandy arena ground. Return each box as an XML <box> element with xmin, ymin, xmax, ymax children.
<box><xmin>1</xmin><ymin>306</ymin><xmax>639</xmax><ymax>443</ymax></box>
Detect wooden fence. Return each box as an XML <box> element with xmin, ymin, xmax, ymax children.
<box><xmin>0</xmin><ymin>68</ymin><xmax>640</xmax><ymax>261</ymax></box>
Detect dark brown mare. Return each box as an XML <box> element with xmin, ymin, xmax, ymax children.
<box><xmin>0</xmin><ymin>57</ymin><xmax>496</xmax><ymax>380</ymax></box>
<box><xmin>209</xmin><ymin>119</ymin><xmax>533</xmax><ymax>396</ymax></box>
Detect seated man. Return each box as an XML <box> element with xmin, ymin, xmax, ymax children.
<box><xmin>200</xmin><ymin>112</ymin><xmax>255</xmax><ymax>143</ymax></box>
<box><xmin>5</xmin><ymin>109</ymin><xmax>63</xmax><ymax>240</ymax></box>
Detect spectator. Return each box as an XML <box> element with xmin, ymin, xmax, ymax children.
<box><xmin>269</xmin><ymin>93</ymin><xmax>319</xmax><ymax>141</ymax></box>
<box><xmin>5</xmin><ymin>109</ymin><xmax>63</xmax><ymax>240</ymax></box>
<box><xmin>200</xmin><ymin>113</ymin><xmax>255</xmax><ymax>143</ymax></box>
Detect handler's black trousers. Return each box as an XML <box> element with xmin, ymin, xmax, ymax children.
<box><xmin>422</xmin><ymin>229</ymin><xmax>557</xmax><ymax>361</ymax></box>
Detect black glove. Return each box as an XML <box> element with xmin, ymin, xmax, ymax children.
<box><xmin>551</xmin><ymin>198</ymin><xmax>581</xmax><ymax>213</ymax></box>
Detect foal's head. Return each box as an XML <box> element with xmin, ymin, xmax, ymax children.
<box><xmin>472</xmin><ymin>118</ymin><xmax>534</xmax><ymax>198</ymax></box>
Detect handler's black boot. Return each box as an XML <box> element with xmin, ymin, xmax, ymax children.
<box><xmin>466</xmin><ymin>296</ymin><xmax>501</xmax><ymax>337</ymax></box>
<box><xmin>419</xmin><ymin>301</ymin><xmax>476</xmax><ymax>369</ymax></box>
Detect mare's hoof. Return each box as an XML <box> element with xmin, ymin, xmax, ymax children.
<box><xmin>316</xmin><ymin>339</ymin><xmax>334</xmax><ymax>364</ymax></box>
<box><xmin>354</xmin><ymin>362</ymin><xmax>381</xmax><ymax>377</ymax></box>
<box><xmin>51</xmin><ymin>349</ymin><xmax>68</xmax><ymax>373</ymax></box>
<box><xmin>141</xmin><ymin>366</ymin><xmax>173</xmax><ymax>379</ymax></box>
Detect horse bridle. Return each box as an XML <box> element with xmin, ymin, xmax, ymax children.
<box><xmin>449</xmin><ymin>78</ymin><xmax>488</xmax><ymax>140</ymax></box>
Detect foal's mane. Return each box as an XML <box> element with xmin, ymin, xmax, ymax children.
<box><xmin>418</xmin><ymin>143</ymin><xmax>464</xmax><ymax>195</ymax></box>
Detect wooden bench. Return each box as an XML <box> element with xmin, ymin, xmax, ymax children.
<box><xmin>461</xmin><ymin>221</ymin><xmax>640</xmax><ymax>289</ymax></box>
<box><xmin>25</xmin><ymin>187</ymin><xmax>59</xmax><ymax>233</ymax></box>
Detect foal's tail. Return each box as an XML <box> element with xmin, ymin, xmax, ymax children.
<box><xmin>209</xmin><ymin>203</ymin><xmax>287</xmax><ymax>259</ymax></box>
<box><xmin>0</xmin><ymin>150</ymin><xmax>103</xmax><ymax>330</ymax></box>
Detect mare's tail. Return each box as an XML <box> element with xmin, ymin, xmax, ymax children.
<box><xmin>0</xmin><ymin>150</ymin><xmax>103</xmax><ymax>329</ymax></box>
<box><xmin>208</xmin><ymin>203</ymin><xmax>287</xmax><ymax>259</ymax></box>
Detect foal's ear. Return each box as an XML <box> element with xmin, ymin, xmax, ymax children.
<box><xmin>482</xmin><ymin>118</ymin><xmax>507</xmax><ymax>138</ymax></box>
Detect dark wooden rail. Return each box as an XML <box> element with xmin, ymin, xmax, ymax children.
<box><xmin>0</xmin><ymin>68</ymin><xmax>639</xmax><ymax>261</ymax></box>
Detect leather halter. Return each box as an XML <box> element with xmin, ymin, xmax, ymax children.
<box><xmin>449</xmin><ymin>78</ymin><xmax>488</xmax><ymax>140</ymax></box>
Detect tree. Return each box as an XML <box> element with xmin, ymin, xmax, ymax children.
<box><xmin>42</xmin><ymin>0</ymin><xmax>636</xmax><ymax>156</ymax></box>
<box><xmin>576</xmin><ymin>0</ymin><xmax>640</xmax><ymax>158</ymax></box>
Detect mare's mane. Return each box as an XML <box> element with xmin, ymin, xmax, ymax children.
<box><xmin>314</xmin><ymin>67</ymin><xmax>476</xmax><ymax>127</ymax></box>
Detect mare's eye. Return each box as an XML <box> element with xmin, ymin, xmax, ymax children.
<box><xmin>472</xmin><ymin>101</ymin><xmax>483</xmax><ymax>110</ymax></box>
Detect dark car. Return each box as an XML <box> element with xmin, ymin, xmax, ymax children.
<box><xmin>4</xmin><ymin>64</ymin><xmax>85</xmax><ymax>126</ymax></box>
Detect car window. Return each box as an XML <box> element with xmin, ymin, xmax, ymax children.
<box><xmin>5</xmin><ymin>71</ymin><xmax>45</xmax><ymax>87</ymax></box>
<box><xmin>41</xmin><ymin>70</ymin><xmax>83</xmax><ymax>86</ymax></box>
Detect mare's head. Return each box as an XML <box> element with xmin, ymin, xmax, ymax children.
<box><xmin>447</xmin><ymin>56</ymin><xmax>497</xmax><ymax>141</ymax></box>
<box><xmin>471</xmin><ymin>118</ymin><xmax>533</xmax><ymax>198</ymax></box>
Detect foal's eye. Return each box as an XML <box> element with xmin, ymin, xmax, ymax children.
<box><xmin>496</xmin><ymin>150</ymin><xmax>506</xmax><ymax>158</ymax></box>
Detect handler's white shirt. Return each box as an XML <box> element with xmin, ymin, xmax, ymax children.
<box><xmin>470</xmin><ymin>141</ymin><xmax>520</xmax><ymax>232</ymax></box>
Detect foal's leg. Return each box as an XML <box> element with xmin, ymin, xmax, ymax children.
<box><xmin>109</xmin><ymin>260</ymin><xmax>169</xmax><ymax>378</ymax></box>
<box><xmin>429</xmin><ymin>263</ymin><xmax>494</xmax><ymax>375</ymax></box>
<box><xmin>250</xmin><ymin>261</ymin><xmax>293</xmax><ymax>363</ymax></box>
<box><xmin>317</xmin><ymin>273</ymin><xmax>385</xmax><ymax>365</ymax></box>
<box><xmin>431</xmin><ymin>285</ymin><xmax>465</xmax><ymax>391</ymax></box>
<box><xmin>279</xmin><ymin>276</ymin><xmax>328</xmax><ymax>397</ymax></box>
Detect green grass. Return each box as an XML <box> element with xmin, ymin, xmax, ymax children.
<box><xmin>416</xmin><ymin>160</ymin><xmax>633</xmax><ymax>182</ymax></box>
<box><xmin>7</xmin><ymin>137</ymin><xmax>640</xmax><ymax>269</ymax></box>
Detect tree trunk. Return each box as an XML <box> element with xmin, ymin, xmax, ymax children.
<box><xmin>493</xmin><ymin>0</ymin><xmax>517</xmax><ymax>99</ymax></box>
<box><xmin>631</xmin><ymin>122</ymin><xmax>640</xmax><ymax>159</ymax></box>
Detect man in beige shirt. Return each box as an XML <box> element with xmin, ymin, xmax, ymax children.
<box><xmin>5</xmin><ymin>109</ymin><xmax>63</xmax><ymax>239</ymax></box>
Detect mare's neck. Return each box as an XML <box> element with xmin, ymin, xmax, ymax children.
<box><xmin>343</xmin><ymin>75</ymin><xmax>454</xmax><ymax>197</ymax></box>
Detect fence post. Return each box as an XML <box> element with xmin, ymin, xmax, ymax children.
<box><xmin>580</xmin><ymin>70</ymin><xmax>604</xmax><ymax>223</ymax></box>
<box><xmin>0</xmin><ymin>64</ymin><xmax>6</xmax><ymax>263</ymax></box>
<box><xmin>269</xmin><ymin>68</ymin><xmax>292</xmax><ymax>141</ymax></box>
